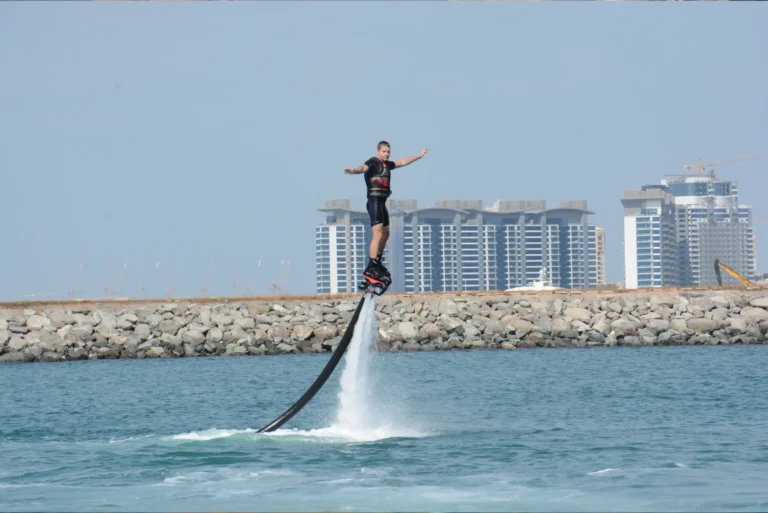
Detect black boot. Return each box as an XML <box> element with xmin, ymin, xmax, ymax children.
<box><xmin>374</xmin><ymin>256</ymin><xmax>390</xmax><ymax>277</ymax></box>
<box><xmin>363</xmin><ymin>258</ymin><xmax>385</xmax><ymax>281</ymax></box>
<box><xmin>360</xmin><ymin>258</ymin><xmax>392</xmax><ymax>295</ymax></box>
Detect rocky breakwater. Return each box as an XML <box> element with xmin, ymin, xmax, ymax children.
<box><xmin>1</xmin><ymin>289</ymin><xmax>767</xmax><ymax>363</ymax></box>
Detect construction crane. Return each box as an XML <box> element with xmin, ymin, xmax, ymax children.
<box><xmin>684</xmin><ymin>154</ymin><xmax>768</xmax><ymax>178</ymax></box>
<box><xmin>714</xmin><ymin>259</ymin><xmax>755</xmax><ymax>288</ymax></box>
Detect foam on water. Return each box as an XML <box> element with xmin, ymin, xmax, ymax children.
<box><xmin>171</xmin><ymin>428</ymin><xmax>255</xmax><ymax>441</ymax></box>
<box><xmin>587</xmin><ymin>468</ymin><xmax>621</xmax><ymax>476</ymax></box>
<box><xmin>265</xmin><ymin>294</ymin><xmax>426</xmax><ymax>442</ymax></box>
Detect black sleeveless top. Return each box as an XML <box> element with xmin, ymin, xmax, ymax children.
<box><xmin>364</xmin><ymin>157</ymin><xmax>396</xmax><ymax>198</ymax></box>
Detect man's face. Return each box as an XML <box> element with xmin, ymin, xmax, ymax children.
<box><xmin>377</xmin><ymin>145</ymin><xmax>391</xmax><ymax>161</ymax></box>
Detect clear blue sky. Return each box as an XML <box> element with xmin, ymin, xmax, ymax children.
<box><xmin>1</xmin><ymin>2</ymin><xmax>766</xmax><ymax>301</ymax></box>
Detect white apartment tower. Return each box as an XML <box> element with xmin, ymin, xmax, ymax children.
<box><xmin>621</xmin><ymin>188</ymin><xmax>678</xmax><ymax>289</ymax></box>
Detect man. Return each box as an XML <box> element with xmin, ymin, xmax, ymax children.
<box><xmin>344</xmin><ymin>140</ymin><xmax>428</xmax><ymax>287</ymax></box>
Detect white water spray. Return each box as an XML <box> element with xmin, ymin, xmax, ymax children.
<box><xmin>334</xmin><ymin>294</ymin><xmax>378</xmax><ymax>433</ymax></box>
<box><xmin>264</xmin><ymin>293</ymin><xmax>427</xmax><ymax>442</ymax></box>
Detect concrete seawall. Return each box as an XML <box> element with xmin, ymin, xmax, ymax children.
<box><xmin>1</xmin><ymin>287</ymin><xmax>767</xmax><ymax>363</ymax></box>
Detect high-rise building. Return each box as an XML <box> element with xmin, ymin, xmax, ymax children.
<box><xmin>621</xmin><ymin>174</ymin><xmax>755</xmax><ymax>289</ymax></box>
<box><xmin>594</xmin><ymin>226</ymin><xmax>606</xmax><ymax>286</ymax></box>
<box><xmin>317</xmin><ymin>198</ymin><xmax>600</xmax><ymax>294</ymax></box>
<box><xmin>621</xmin><ymin>188</ymin><xmax>679</xmax><ymax>289</ymax></box>
<box><xmin>662</xmin><ymin>175</ymin><xmax>754</xmax><ymax>286</ymax></box>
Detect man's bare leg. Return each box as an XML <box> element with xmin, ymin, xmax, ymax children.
<box><xmin>370</xmin><ymin>224</ymin><xmax>383</xmax><ymax>259</ymax></box>
<box><xmin>377</xmin><ymin>226</ymin><xmax>389</xmax><ymax>257</ymax></box>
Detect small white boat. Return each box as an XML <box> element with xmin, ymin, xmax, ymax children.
<box><xmin>506</xmin><ymin>268</ymin><xmax>562</xmax><ymax>291</ymax></box>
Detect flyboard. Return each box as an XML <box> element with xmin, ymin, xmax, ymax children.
<box><xmin>257</xmin><ymin>274</ymin><xmax>391</xmax><ymax>433</ymax></box>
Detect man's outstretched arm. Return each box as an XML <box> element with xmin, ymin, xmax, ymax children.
<box><xmin>394</xmin><ymin>148</ymin><xmax>429</xmax><ymax>168</ymax></box>
<box><xmin>344</xmin><ymin>163</ymin><xmax>369</xmax><ymax>174</ymax></box>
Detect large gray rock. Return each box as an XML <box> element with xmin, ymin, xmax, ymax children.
<box><xmin>531</xmin><ymin>302</ymin><xmax>550</xmax><ymax>317</ymax></box>
<box><xmin>206</xmin><ymin>327</ymin><xmax>223</xmax><ymax>343</ymax></box>
<box><xmin>710</xmin><ymin>308</ymin><xmax>728</xmax><ymax>322</ymax></box>
<box><xmin>234</xmin><ymin>317</ymin><xmax>255</xmax><ymax>330</ymax></box>
<box><xmin>501</xmin><ymin>315</ymin><xmax>533</xmax><ymax>334</ymax></box>
<box><xmin>650</xmin><ymin>296</ymin><xmax>677</xmax><ymax>308</ymax></box>
<box><xmin>277</xmin><ymin>342</ymin><xmax>297</xmax><ymax>353</ymax></box>
<box><xmin>70</xmin><ymin>325</ymin><xmax>94</xmax><ymax>340</ymax></box>
<box><xmin>484</xmin><ymin>320</ymin><xmax>505</xmax><ymax>336</ymax></box>
<box><xmin>564</xmin><ymin>308</ymin><xmax>591</xmax><ymax>323</ymax></box>
<box><xmin>710</xmin><ymin>296</ymin><xmax>731</xmax><ymax>308</ymax></box>
<box><xmin>180</xmin><ymin>327</ymin><xmax>206</xmax><ymax>344</ymax></box>
<box><xmin>463</xmin><ymin>324</ymin><xmax>481</xmax><ymax>340</ymax></box>
<box><xmin>47</xmin><ymin>312</ymin><xmax>75</xmax><ymax>329</ymax></box>
<box><xmin>438</xmin><ymin>300</ymin><xmax>459</xmax><ymax>316</ymax></box>
<box><xmin>26</xmin><ymin>315</ymin><xmax>51</xmax><ymax>330</ymax></box>
<box><xmin>439</xmin><ymin>314</ymin><xmax>463</xmax><ymax>333</ymax></box>
<box><xmin>157</xmin><ymin>319</ymin><xmax>183</xmax><ymax>336</ymax></box>
<box><xmin>740</xmin><ymin>307</ymin><xmax>768</xmax><ymax>324</ymax></box>
<box><xmin>0</xmin><ymin>351</ymin><xmax>34</xmax><ymax>363</ymax></box>
<box><xmin>648</xmin><ymin>319</ymin><xmax>670</xmax><ymax>332</ymax></box>
<box><xmin>269</xmin><ymin>325</ymin><xmax>291</xmax><ymax>340</ymax></box>
<box><xmin>533</xmin><ymin>317</ymin><xmax>552</xmax><ymax>334</ymax></box>
<box><xmin>551</xmin><ymin>318</ymin><xmax>571</xmax><ymax>335</ymax></box>
<box><xmin>419</xmin><ymin>323</ymin><xmax>442</xmax><ymax>340</ymax></box>
<box><xmin>117</xmin><ymin>314</ymin><xmax>138</xmax><ymax>329</ymax></box>
<box><xmin>592</xmin><ymin>318</ymin><xmax>612</xmax><ymax>336</ymax></box>
<box><xmin>224</xmin><ymin>327</ymin><xmax>249</xmax><ymax>344</ymax></box>
<box><xmin>211</xmin><ymin>314</ymin><xmax>233</xmax><ymax>327</ymax></box>
<box><xmin>690</xmin><ymin>297</ymin><xmax>716</xmax><ymax>312</ymax></box>
<box><xmin>313</xmin><ymin>325</ymin><xmax>337</xmax><ymax>342</ymax></box>
<box><xmin>727</xmin><ymin>317</ymin><xmax>748</xmax><ymax>331</ymax></box>
<box><xmin>40</xmin><ymin>352</ymin><xmax>61</xmax><ymax>362</ymax></box>
<box><xmin>291</xmin><ymin>325</ymin><xmax>314</xmax><ymax>341</ymax></box>
<box><xmin>687</xmin><ymin>318</ymin><xmax>717</xmax><ymax>332</ymax></box>
<box><xmin>147</xmin><ymin>346</ymin><xmax>166</xmax><ymax>358</ymax></box>
<box><xmin>397</xmin><ymin>322</ymin><xmax>418</xmax><ymax>341</ymax></box>
<box><xmin>748</xmin><ymin>297</ymin><xmax>768</xmax><ymax>308</ymax></box>
<box><xmin>8</xmin><ymin>337</ymin><xmax>28</xmax><ymax>351</ymax></box>
<box><xmin>24</xmin><ymin>344</ymin><xmax>43</xmax><ymax>359</ymax></box>
<box><xmin>670</xmin><ymin>319</ymin><xmax>688</xmax><ymax>333</ymax></box>
<box><xmin>611</xmin><ymin>319</ymin><xmax>636</xmax><ymax>334</ymax></box>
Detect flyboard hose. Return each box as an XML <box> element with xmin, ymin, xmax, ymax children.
<box><xmin>257</xmin><ymin>295</ymin><xmax>367</xmax><ymax>433</ymax></box>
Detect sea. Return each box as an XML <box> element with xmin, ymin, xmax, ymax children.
<box><xmin>1</xmin><ymin>295</ymin><xmax>767</xmax><ymax>511</ymax></box>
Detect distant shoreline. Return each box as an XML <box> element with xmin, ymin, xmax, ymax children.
<box><xmin>0</xmin><ymin>284</ymin><xmax>761</xmax><ymax>311</ymax></box>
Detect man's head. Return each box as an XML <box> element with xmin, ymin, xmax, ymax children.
<box><xmin>376</xmin><ymin>140</ymin><xmax>391</xmax><ymax>161</ymax></box>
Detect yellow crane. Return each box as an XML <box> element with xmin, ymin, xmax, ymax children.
<box><xmin>714</xmin><ymin>259</ymin><xmax>755</xmax><ymax>288</ymax></box>
<box><xmin>684</xmin><ymin>154</ymin><xmax>768</xmax><ymax>177</ymax></box>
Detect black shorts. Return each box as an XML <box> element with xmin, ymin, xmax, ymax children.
<box><xmin>366</xmin><ymin>196</ymin><xmax>389</xmax><ymax>227</ymax></box>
